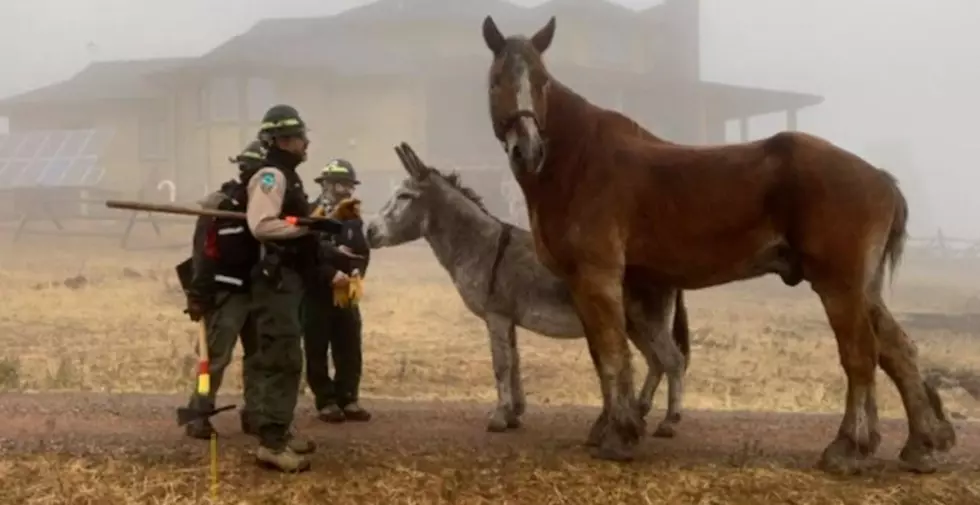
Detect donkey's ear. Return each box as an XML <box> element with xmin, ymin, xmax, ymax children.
<box><xmin>531</xmin><ymin>17</ymin><xmax>556</xmax><ymax>53</ymax></box>
<box><xmin>401</xmin><ymin>142</ymin><xmax>431</xmax><ymax>180</ymax></box>
<box><xmin>482</xmin><ymin>16</ymin><xmax>506</xmax><ymax>55</ymax></box>
<box><xmin>396</xmin><ymin>142</ymin><xmax>428</xmax><ymax>180</ymax></box>
<box><xmin>394</xmin><ymin>144</ymin><xmax>417</xmax><ymax>179</ymax></box>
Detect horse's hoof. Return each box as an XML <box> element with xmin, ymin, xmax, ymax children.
<box><xmin>513</xmin><ymin>402</ymin><xmax>527</xmax><ymax>417</ymax></box>
<box><xmin>818</xmin><ymin>437</ymin><xmax>869</xmax><ymax>476</ymax></box>
<box><xmin>636</xmin><ymin>403</ymin><xmax>652</xmax><ymax>419</ymax></box>
<box><xmin>900</xmin><ymin>452</ymin><xmax>939</xmax><ymax>474</ymax></box>
<box><xmin>652</xmin><ymin>421</ymin><xmax>676</xmax><ymax>438</ymax></box>
<box><xmin>506</xmin><ymin>417</ymin><xmax>522</xmax><ymax>429</ymax></box>
<box><xmin>900</xmin><ymin>443</ymin><xmax>940</xmax><ymax>474</ymax></box>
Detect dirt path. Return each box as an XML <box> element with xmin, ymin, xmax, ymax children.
<box><xmin>1</xmin><ymin>392</ymin><xmax>978</xmax><ymax>471</ymax></box>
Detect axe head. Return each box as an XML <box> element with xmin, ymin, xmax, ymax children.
<box><xmin>176</xmin><ymin>404</ymin><xmax>236</xmax><ymax>426</ymax></box>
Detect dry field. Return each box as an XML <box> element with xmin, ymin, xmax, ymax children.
<box><xmin>1</xmin><ymin>227</ymin><xmax>979</xmax><ymax>504</ymax></box>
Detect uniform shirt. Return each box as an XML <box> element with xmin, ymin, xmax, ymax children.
<box><xmin>246</xmin><ymin>167</ymin><xmax>309</xmax><ymax>241</ymax></box>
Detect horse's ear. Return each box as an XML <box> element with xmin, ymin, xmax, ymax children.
<box><xmin>482</xmin><ymin>16</ymin><xmax>506</xmax><ymax>55</ymax></box>
<box><xmin>531</xmin><ymin>17</ymin><xmax>556</xmax><ymax>53</ymax></box>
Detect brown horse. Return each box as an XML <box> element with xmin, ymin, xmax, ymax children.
<box><xmin>480</xmin><ymin>16</ymin><xmax>956</xmax><ymax>473</ymax></box>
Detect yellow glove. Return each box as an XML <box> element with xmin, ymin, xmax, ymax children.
<box><xmin>332</xmin><ymin>271</ymin><xmax>364</xmax><ymax>308</ymax></box>
<box><xmin>348</xmin><ymin>271</ymin><xmax>363</xmax><ymax>306</ymax></box>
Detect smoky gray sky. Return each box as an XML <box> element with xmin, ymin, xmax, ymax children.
<box><xmin>1</xmin><ymin>0</ymin><xmax>979</xmax><ymax>237</ymax></box>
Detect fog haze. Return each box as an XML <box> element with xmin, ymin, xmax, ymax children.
<box><xmin>1</xmin><ymin>0</ymin><xmax>978</xmax><ymax>236</ymax></box>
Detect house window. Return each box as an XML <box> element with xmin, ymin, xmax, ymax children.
<box><xmin>204</xmin><ymin>77</ymin><xmax>240</xmax><ymax>122</ymax></box>
<box><xmin>246</xmin><ymin>77</ymin><xmax>277</xmax><ymax>122</ymax></box>
<box><xmin>138</xmin><ymin>116</ymin><xmax>168</xmax><ymax>160</ymax></box>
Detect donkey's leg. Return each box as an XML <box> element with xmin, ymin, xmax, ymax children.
<box><xmin>569</xmin><ymin>268</ymin><xmax>643</xmax><ymax>461</ymax></box>
<box><xmin>813</xmin><ymin>286</ymin><xmax>879</xmax><ymax>475</ymax></box>
<box><xmin>870</xmin><ymin>302</ymin><xmax>956</xmax><ymax>473</ymax></box>
<box><xmin>485</xmin><ymin>313</ymin><xmax>520</xmax><ymax>433</ymax></box>
<box><xmin>625</xmin><ymin>285</ymin><xmax>685</xmax><ymax>438</ymax></box>
<box><xmin>507</xmin><ymin>325</ymin><xmax>526</xmax><ymax>418</ymax></box>
<box><xmin>624</xmin><ymin>289</ymin><xmax>661</xmax><ymax>420</ymax></box>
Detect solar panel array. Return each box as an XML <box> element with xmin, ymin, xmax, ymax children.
<box><xmin>0</xmin><ymin>129</ymin><xmax>114</xmax><ymax>189</ymax></box>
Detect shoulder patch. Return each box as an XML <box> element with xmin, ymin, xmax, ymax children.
<box><xmin>259</xmin><ymin>172</ymin><xmax>277</xmax><ymax>193</ymax></box>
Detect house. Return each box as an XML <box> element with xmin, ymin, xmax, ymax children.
<box><xmin>0</xmin><ymin>58</ymin><xmax>189</xmax><ymax>195</ymax></box>
<box><xmin>0</xmin><ymin>0</ymin><xmax>822</xmax><ymax>219</ymax></box>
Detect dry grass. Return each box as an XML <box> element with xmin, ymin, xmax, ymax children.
<box><xmin>2</xmin><ymin>448</ymin><xmax>979</xmax><ymax>505</ymax></box>
<box><xmin>1</xmin><ymin>231</ymin><xmax>979</xmax><ymax>503</ymax></box>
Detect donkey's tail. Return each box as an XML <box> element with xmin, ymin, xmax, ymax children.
<box><xmin>672</xmin><ymin>290</ymin><xmax>691</xmax><ymax>371</ymax></box>
<box><xmin>883</xmin><ymin>171</ymin><xmax>909</xmax><ymax>286</ymax></box>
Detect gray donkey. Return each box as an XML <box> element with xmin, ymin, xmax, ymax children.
<box><xmin>365</xmin><ymin>143</ymin><xmax>691</xmax><ymax>438</ymax></box>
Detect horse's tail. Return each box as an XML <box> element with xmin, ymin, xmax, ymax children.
<box><xmin>672</xmin><ymin>290</ymin><xmax>691</xmax><ymax>371</ymax></box>
<box><xmin>883</xmin><ymin>171</ymin><xmax>909</xmax><ymax>287</ymax></box>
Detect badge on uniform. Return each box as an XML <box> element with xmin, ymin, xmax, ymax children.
<box><xmin>259</xmin><ymin>172</ymin><xmax>277</xmax><ymax>193</ymax></box>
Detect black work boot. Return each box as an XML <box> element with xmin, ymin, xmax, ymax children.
<box><xmin>342</xmin><ymin>402</ymin><xmax>372</xmax><ymax>422</ymax></box>
<box><xmin>317</xmin><ymin>404</ymin><xmax>346</xmax><ymax>423</ymax></box>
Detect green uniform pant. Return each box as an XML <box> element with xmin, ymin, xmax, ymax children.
<box><xmin>302</xmin><ymin>293</ymin><xmax>363</xmax><ymax>410</ymax></box>
<box><xmin>186</xmin><ymin>291</ymin><xmax>258</xmax><ymax>424</ymax></box>
<box><xmin>250</xmin><ymin>268</ymin><xmax>305</xmax><ymax>450</ymax></box>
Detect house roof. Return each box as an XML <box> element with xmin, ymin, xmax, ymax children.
<box><xmin>190</xmin><ymin>0</ymin><xmax>648</xmax><ymax>71</ymax></box>
<box><xmin>0</xmin><ymin>58</ymin><xmax>190</xmax><ymax>109</ymax></box>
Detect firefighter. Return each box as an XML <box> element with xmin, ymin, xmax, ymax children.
<box><xmin>244</xmin><ymin>104</ymin><xmax>346</xmax><ymax>472</ymax></box>
<box><xmin>304</xmin><ymin>159</ymin><xmax>372</xmax><ymax>423</ymax></box>
<box><xmin>180</xmin><ymin>140</ymin><xmax>267</xmax><ymax>440</ymax></box>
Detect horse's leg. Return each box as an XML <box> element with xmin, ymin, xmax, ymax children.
<box><xmin>507</xmin><ymin>325</ymin><xmax>526</xmax><ymax>418</ymax></box>
<box><xmin>813</xmin><ymin>284</ymin><xmax>879</xmax><ymax>475</ymax></box>
<box><xmin>569</xmin><ymin>267</ymin><xmax>643</xmax><ymax>461</ymax></box>
<box><xmin>625</xmin><ymin>284</ymin><xmax>685</xmax><ymax>438</ymax></box>
<box><xmin>484</xmin><ymin>313</ymin><xmax>520</xmax><ymax>432</ymax></box>
<box><xmin>870</xmin><ymin>301</ymin><xmax>956</xmax><ymax>472</ymax></box>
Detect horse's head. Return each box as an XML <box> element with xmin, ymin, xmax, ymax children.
<box><xmin>482</xmin><ymin>15</ymin><xmax>556</xmax><ymax>178</ymax></box>
<box><xmin>366</xmin><ymin>144</ymin><xmax>439</xmax><ymax>248</ymax></box>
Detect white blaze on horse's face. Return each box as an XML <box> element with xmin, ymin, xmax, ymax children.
<box><xmin>506</xmin><ymin>57</ymin><xmax>546</xmax><ymax>177</ymax></box>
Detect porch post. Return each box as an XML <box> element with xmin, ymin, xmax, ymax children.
<box><xmin>787</xmin><ymin>108</ymin><xmax>798</xmax><ymax>131</ymax></box>
<box><xmin>738</xmin><ymin>117</ymin><xmax>749</xmax><ymax>142</ymax></box>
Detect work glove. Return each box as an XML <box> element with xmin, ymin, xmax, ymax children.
<box><xmin>184</xmin><ymin>291</ymin><xmax>213</xmax><ymax>322</ymax></box>
<box><xmin>328</xmin><ymin>198</ymin><xmax>362</xmax><ymax>221</ymax></box>
<box><xmin>333</xmin><ymin>269</ymin><xmax>364</xmax><ymax>308</ymax></box>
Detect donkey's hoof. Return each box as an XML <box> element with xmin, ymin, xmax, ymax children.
<box><xmin>506</xmin><ymin>417</ymin><xmax>522</xmax><ymax>429</ymax></box>
<box><xmin>591</xmin><ymin>441</ymin><xmax>635</xmax><ymax>462</ymax></box>
<box><xmin>936</xmin><ymin>420</ymin><xmax>957</xmax><ymax>452</ymax></box>
<box><xmin>486</xmin><ymin>416</ymin><xmax>509</xmax><ymax>433</ymax></box>
<box><xmin>652</xmin><ymin>421</ymin><xmax>676</xmax><ymax>438</ymax></box>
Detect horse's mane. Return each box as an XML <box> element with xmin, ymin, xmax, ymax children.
<box><xmin>427</xmin><ymin>166</ymin><xmax>491</xmax><ymax>215</ymax></box>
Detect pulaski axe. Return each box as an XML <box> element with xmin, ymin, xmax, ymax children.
<box><xmin>174</xmin><ymin>257</ymin><xmax>237</xmax><ymax>427</ymax></box>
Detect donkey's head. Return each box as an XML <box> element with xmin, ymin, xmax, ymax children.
<box><xmin>482</xmin><ymin>15</ymin><xmax>556</xmax><ymax>178</ymax></box>
<box><xmin>366</xmin><ymin>144</ymin><xmax>491</xmax><ymax>249</ymax></box>
<box><xmin>365</xmin><ymin>156</ymin><xmax>431</xmax><ymax>249</ymax></box>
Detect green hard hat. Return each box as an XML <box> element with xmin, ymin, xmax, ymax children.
<box><xmin>258</xmin><ymin>104</ymin><xmax>307</xmax><ymax>138</ymax></box>
<box><xmin>314</xmin><ymin>158</ymin><xmax>359</xmax><ymax>185</ymax></box>
<box><xmin>228</xmin><ymin>140</ymin><xmax>267</xmax><ymax>171</ymax></box>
